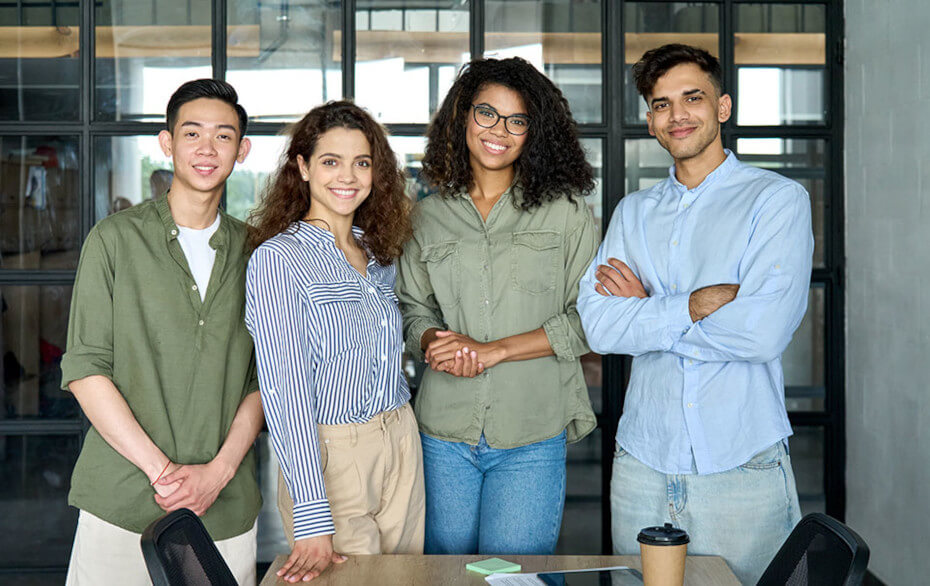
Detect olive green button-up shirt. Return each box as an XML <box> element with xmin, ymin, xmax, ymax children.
<box><xmin>396</xmin><ymin>186</ymin><xmax>599</xmax><ymax>448</ymax></box>
<box><xmin>60</xmin><ymin>195</ymin><xmax>261</xmax><ymax>539</ymax></box>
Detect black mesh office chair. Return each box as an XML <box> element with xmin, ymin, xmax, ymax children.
<box><xmin>140</xmin><ymin>508</ymin><xmax>238</xmax><ymax>586</ymax></box>
<box><xmin>757</xmin><ymin>512</ymin><xmax>870</xmax><ymax>586</ymax></box>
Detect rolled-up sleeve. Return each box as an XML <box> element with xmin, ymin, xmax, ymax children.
<box><xmin>245</xmin><ymin>248</ymin><xmax>334</xmax><ymax>540</ymax></box>
<box><xmin>543</xmin><ymin>202</ymin><xmax>600</xmax><ymax>361</ymax></box>
<box><xmin>60</xmin><ymin>227</ymin><xmax>116</xmax><ymax>388</ymax></box>
<box><xmin>395</xmin><ymin>230</ymin><xmax>446</xmax><ymax>360</ymax></box>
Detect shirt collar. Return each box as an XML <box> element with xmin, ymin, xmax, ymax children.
<box><xmin>668</xmin><ymin>149</ymin><xmax>739</xmax><ymax>196</ymax></box>
<box><xmin>154</xmin><ymin>192</ymin><xmax>228</xmax><ymax>249</ymax></box>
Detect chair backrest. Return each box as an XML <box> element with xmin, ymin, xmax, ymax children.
<box><xmin>757</xmin><ymin>512</ymin><xmax>870</xmax><ymax>586</ymax></box>
<box><xmin>140</xmin><ymin>508</ymin><xmax>238</xmax><ymax>586</ymax></box>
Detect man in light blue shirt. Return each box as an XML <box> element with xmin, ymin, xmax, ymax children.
<box><xmin>577</xmin><ymin>44</ymin><xmax>812</xmax><ymax>584</ymax></box>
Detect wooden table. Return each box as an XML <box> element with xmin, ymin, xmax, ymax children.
<box><xmin>260</xmin><ymin>554</ymin><xmax>740</xmax><ymax>585</ymax></box>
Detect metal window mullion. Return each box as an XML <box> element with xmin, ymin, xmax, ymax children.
<box><xmin>212</xmin><ymin>0</ymin><xmax>227</xmax><ymax>79</ymax></box>
<box><xmin>342</xmin><ymin>0</ymin><xmax>356</xmax><ymax>99</ymax></box>
<box><xmin>470</xmin><ymin>0</ymin><xmax>484</xmax><ymax>59</ymax></box>
<box><xmin>601</xmin><ymin>0</ymin><xmax>626</xmax><ymax>556</ymax></box>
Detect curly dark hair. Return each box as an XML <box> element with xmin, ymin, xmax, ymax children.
<box><xmin>632</xmin><ymin>44</ymin><xmax>723</xmax><ymax>100</ymax></box>
<box><xmin>248</xmin><ymin>101</ymin><xmax>412</xmax><ymax>265</ymax></box>
<box><xmin>421</xmin><ymin>57</ymin><xmax>594</xmax><ymax>209</ymax></box>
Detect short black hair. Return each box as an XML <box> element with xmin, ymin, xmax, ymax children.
<box><xmin>165</xmin><ymin>79</ymin><xmax>248</xmax><ymax>138</ymax></box>
<box><xmin>632</xmin><ymin>44</ymin><xmax>723</xmax><ymax>101</ymax></box>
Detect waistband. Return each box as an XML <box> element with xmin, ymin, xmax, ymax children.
<box><xmin>317</xmin><ymin>402</ymin><xmax>411</xmax><ymax>442</ymax></box>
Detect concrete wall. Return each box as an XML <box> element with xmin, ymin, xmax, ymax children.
<box><xmin>845</xmin><ymin>1</ymin><xmax>930</xmax><ymax>583</ymax></box>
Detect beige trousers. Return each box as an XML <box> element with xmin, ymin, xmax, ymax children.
<box><xmin>277</xmin><ymin>402</ymin><xmax>425</xmax><ymax>554</ymax></box>
<box><xmin>65</xmin><ymin>510</ymin><xmax>257</xmax><ymax>586</ymax></box>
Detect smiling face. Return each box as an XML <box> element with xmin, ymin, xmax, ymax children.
<box><xmin>157</xmin><ymin>97</ymin><xmax>250</xmax><ymax>201</ymax></box>
<box><xmin>465</xmin><ymin>83</ymin><xmax>529</xmax><ymax>175</ymax></box>
<box><xmin>297</xmin><ymin>127</ymin><xmax>372</xmax><ymax>226</ymax></box>
<box><xmin>646</xmin><ymin>63</ymin><xmax>731</xmax><ymax>164</ymax></box>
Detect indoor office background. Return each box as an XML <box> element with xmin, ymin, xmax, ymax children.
<box><xmin>0</xmin><ymin>0</ymin><xmax>860</xmax><ymax>582</ymax></box>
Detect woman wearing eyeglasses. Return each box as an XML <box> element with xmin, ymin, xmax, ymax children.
<box><xmin>396</xmin><ymin>57</ymin><xmax>599</xmax><ymax>555</ymax></box>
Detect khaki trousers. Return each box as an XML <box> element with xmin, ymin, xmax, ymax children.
<box><xmin>66</xmin><ymin>510</ymin><xmax>257</xmax><ymax>585</ymax></box>
<box><xmin>277</xmin><ymin>402</ymin><xmax>425</xmax><ymax>554</ymax></box>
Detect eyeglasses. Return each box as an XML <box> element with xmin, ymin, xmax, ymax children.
<box><xmin>471</xmin><ymin>104</ymin><xmax>531</xmax><ymax>136</ymax></box>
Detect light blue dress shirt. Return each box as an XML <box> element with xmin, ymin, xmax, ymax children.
<box><xmin>245</xmin><ymin>222</ymin><xmax>410</xmax><ymax>540</ymax></box>
<box><xmin>577</xmin><ymin>151</ymin><xmax>813</xmax><ymax>475</ymax></box>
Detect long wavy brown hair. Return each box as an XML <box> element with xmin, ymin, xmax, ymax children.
<box><xmin>421</xmin><ymin>57</ymin><xmax>595</xmax><ymax>209</ymax></box>
<box><xmin>248</xmin><ymin>101</ymin><xmax>412</xmax><ymax>265</ymax></box>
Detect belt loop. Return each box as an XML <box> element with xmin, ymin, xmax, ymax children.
<box><xmin>350</xmin><ymin>424</ymin><xmax>358</xmax><ymax>447</ymax></box>
<box><xmin>379</xmin><ymin>411</ymin><xmax>387</xmax><ymax>432</ymax></box>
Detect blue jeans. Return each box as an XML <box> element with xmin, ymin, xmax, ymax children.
<box><xmin>611</xmin><ymin>442</ymin><xmax>801</xmax><ymax>585</ymax></box>
<box><xmin>421</xmin><ymin>431</ymin><xmax>567</xmax><ymax>555</ymax></box>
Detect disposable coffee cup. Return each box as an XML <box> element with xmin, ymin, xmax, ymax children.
<box><xmin>637</xmin><ymin>523</ymin><xmax>689</xmax><ymax>586</ymax></box>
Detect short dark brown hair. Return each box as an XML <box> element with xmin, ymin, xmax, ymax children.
<box><xmin>632</xmin><ymin>44</ymin><xmax>723</xmax><ymax>101</ymax></box>
<box><xmin>247</xmin><ymin>101</ymin><xmax>411</xmax><ymax>265</ymax></box>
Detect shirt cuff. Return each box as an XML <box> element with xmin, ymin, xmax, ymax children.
<box><xmin>542</xmin><ymin>314</ymin><xmax>575</xmax><ymax>361</ymax></box>
<box><xmin>59</xmin><ymin>351</ymin><xmax>113</xmax><ymax>391</ymax></box>
<box><xmin>405</xmin><ymin>316</ymin><xmax>445</xmax><ymax>361</ymax></box>
<box><xmin>664</xmin><ymin>293</ymin><xmax>694</xmax><ymax>348</ymax></box>
<box><xmin>292</xmin><ymin>499</ymin><xmax>336</xmax><ymax>541</ymax></box>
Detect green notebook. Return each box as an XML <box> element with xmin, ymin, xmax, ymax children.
<box><xmin>465</xmin><ymin>558</ymin><xmax>523</xmax><ymax>575</ymax></box>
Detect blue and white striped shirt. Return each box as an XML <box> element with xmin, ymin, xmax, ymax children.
<box><xmin>244</xmin><ymin>222</ymin><xmax>410</xmax><ymax>540</ymax></box>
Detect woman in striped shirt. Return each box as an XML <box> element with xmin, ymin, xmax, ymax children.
<box><xmin>245</xmin><ymin>102</ymin><xmax>421</xmax><ymax>584</ymax></box>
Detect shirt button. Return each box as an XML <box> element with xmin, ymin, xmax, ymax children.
<box><xmin>687</xmin><ymin>402</ymin><xmax>694</xmax><ymax>408</ymax></box>
<box><xmin>170</xmin><ymin>229</ymin><xmax>178</xmax><ymax>236</ymax></box>
<box><xmin>671</xmin><ymin>240</ymin><xmax>678</xmax><ymax>246</ymax></box>
<box><xmin>671</xmin><ymin>284</ymin><xmax>678</xmax><ymax>290</ymax></box>
<box><xmin>381</xmin><ymin>319</ymin><xmax>387</xmax><ymax>327</ymax></box>
<box><xmin>324</xmin><ymin>439</ymin><xmax>330</xmax><ymax>444</ymax></box>
<box><xmin>683</xmin><ymin>203</ymin><xmax>690</xmax><ymax>209</ymax></box>
<box><xmin>687</xmin><ymin>359</ymin><xmax>693</xmax><ymax>365</ymax></box>
<box><xmin>191</xmin><ymin>285</ymin><xmax>198</xmax><ymax>291</ymax></box>
<box><xmin>368</xmin><ymin>287</ymin><xmax>376</xmax><ymax>294</ymax></box>
<box><xmin>380</xmin><ymin>355</ymin><xmax>387</xmax><ymax>361</ymax></box>
<box><xmin>483</xmin><ymin>264</ymin><xmax>489</xmax><ymax>270</ymax></box>
<box><xmin>198</xmin><ymin>320</ymin><xmax>205</xmax><ymax>326</ymax></box>
<box><xmin>484</xmin><ymin>299</ymin><xmax>490</xmax><ymax>305</ymax></box>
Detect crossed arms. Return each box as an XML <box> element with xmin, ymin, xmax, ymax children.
<box><xmin>577</xmin><ymin>185</ymin><xmax>814</xmax><ymax>362</ymax></box>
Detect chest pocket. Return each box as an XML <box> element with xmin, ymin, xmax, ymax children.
<box><xmin>511</xmin><ymin>230</ymin><xmax>560</xmax><ymax>294</ymax></box>
<box><xmin>305</xmin><ymin>281</ymin><xmax>364</xmax><ymax>358</ymax></box>
<box><xmin>420</xmin><ymin>241</ymin><xmax>461</xmax><ymax>308</ymax></box>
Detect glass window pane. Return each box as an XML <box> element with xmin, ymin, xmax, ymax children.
<box><xmin>782</xmin><ymin>285</ymin><xmax>825</xmax><ymax>412</ymax></box>
<box><xmin>355</xmin><ymin>2</ymin><xmax>469</xmax><ymax>124</ymax></box>
<box><xmin>387</xmin><ymin>136</ymin><xmax>438</xmax><ymax>201</ymax></box>
<box><xmin>625</xmin><ymin>138</ymin><xmax>673</xmax><ymax>194</ymax></box>
<box><xmin>485</xmin><ymin>0</ymin><xmax>602</xmax><ymax>124</ymax></box>
<box><xmin>735</xmin><ymin>138</ymin><xmax>826</xmax><ymax>268</ymax></box>
<box><xmin>227</xmin><ymin>0</ymin><xmax>342</xmax><ymax>122</ymax></box>
<box><xmin>255</xmin><ymin>431</ymin><xmax>288</xmax><ymax>563</ymax></box>
<box><xmin>96</xmin><ymin>0</ymin><xmax>212</xmax><ymax>121</ymax></box>
<box><xmin>559</xmin><ymin>427</ymin><xmax>602</xmax><ymax>554</ymax></box>
<box><xmin>623</xmin><ymin>3</ymin><xmax>719</xmax><ymax>125</ymax></box>
<box><xmin>0</xmin><ymin>435</ymin><xmax>80</xmax><ymax>567</ymax></box>
<box><xmin>0</xmin><ymin>136</ymin><xmax>81</xmax><ymax>270</ymax></box>
<box><xmin>791</xmin><ymin>426</ymin><xmax>825</xmax><ymax>516</ymax></box>
<box><xmin>1</xmin><ymin>285</ymin><xmax>77</xmax><ymax>419</ymax></box>
<box><xmin>226</xmin><ymin>135</ymin><xmax>287</xmax><ymax>221</ymax></box>
<box><xmin>94</xmin><ymin>136</ymin><xmax>173</xmax><ymax>222</ymax></box>
<box><xmin>735</xmin><ymin>4</ymin><xmax>827</xmax><ymax>126</ymax></box>
<box><xmin>0</xmin><ymin>6</ymin><xmax>81</xmax><ymax>121</ymax></box>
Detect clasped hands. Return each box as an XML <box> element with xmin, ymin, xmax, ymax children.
<box><xmin>425</xmin><ymin>331</ymin><xmax>505</xmax><ymax>378</ymax></box>
<box><xmin>151</xmin><ymin>458</ymin><xmax>236</xmax><ymax>516</ymax></box>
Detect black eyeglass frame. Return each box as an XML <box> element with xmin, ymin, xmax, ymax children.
<box><xmin>470</xmin><ymin>104</ymin><xmax>531</xmax><ymax>135</ymax></box>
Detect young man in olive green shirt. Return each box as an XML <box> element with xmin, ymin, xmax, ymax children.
<box><xmin>61</xmin><ymin>79</ymin><xmax>264</xmax><ymax>585</ymax></box>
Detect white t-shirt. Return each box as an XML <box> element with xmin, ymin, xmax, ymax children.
<box><xmin>177</xmin><ymin>214</ymin><xmax>220</xmax><ymax>302</ymax></box>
